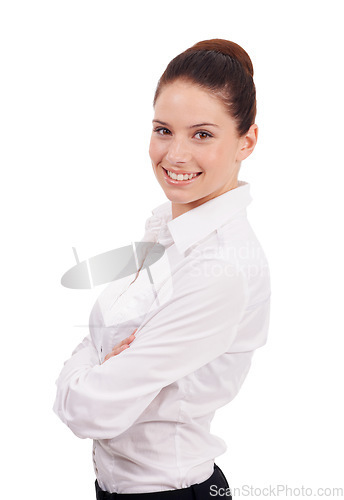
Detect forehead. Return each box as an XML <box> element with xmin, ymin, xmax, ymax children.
<box><xmin>154</xmin><ymin>80</ymin><xmax>227</xmax><ymax>122</ymax></box>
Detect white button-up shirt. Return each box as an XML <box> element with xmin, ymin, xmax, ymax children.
<box><xmin>53</xmin><ymin>180</ymin><xmax>271</xmax><ymax>494</ymax></box>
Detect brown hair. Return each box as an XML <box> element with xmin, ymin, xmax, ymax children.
<box><xmin>153</xmin><ymin>38</ymin><xmax>256</xmax><ymax>137</ymax></box>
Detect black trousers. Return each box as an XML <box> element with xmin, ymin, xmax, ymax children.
<box><xmin>95</xmin><ymin>463</ymin><xmax>232</xmax><ymax>499</ymax></box>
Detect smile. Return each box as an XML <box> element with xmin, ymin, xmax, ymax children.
<box><xmin>162</xmin><ymin>167</ymin><xmax>202</xmax><ymax>185</ymax></box>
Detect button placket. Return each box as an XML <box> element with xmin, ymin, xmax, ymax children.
<box><xmin>93</xmin><ymin>442</ymin><xmax>98</xmax><ymax>475</ymax></box>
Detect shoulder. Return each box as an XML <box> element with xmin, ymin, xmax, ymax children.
<box><xmin>174</xmin><ymin>244</ymin><xmax>248</xmax><ymax>307</ymax></box>
<box><xmin>217</xmin><ymin>216</ymin><xmax>271</xmax><ymax>306</ymax></box>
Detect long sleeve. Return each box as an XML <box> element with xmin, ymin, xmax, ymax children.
<box><xmin>53</xmin><ymin>334</ymin><xmax>100</xmax><ymax>426</ymax></box>
<box><xmin>52</xmin><ymin>257</ymin><xmax>248</xmax><ymax>440</ymax></box>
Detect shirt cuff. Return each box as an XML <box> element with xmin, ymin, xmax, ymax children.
<box><xmin>53</xmin><ymin>342</ymin><xmax>100</xmax><ymax>434</ymax></box>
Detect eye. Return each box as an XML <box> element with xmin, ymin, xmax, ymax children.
<box><xmin>153</xmin><ymin>127</ymin><xmax>171</xmax><ymax>136</ymax></box>
<box><xmin>194</xmin><ymin>131</ymin><xmax>213</xmax><ymax>140</ymax></box>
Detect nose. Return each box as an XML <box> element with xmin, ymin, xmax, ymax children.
<box><xmin>165</xmin><ymin>137</ymin><xmax>192</xmax><ymax>164</ymax></box>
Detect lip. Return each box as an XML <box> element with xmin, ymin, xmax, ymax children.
<box><xmin>163</xmin><ymin>166</ymin><xmax>202</xmax><ymax>176</ymax></box>
<box><xmin>161</xmin><ymin>166</ymin><xmax>202</xmax><ymax>186</ymax></box>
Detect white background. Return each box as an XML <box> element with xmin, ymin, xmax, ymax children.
<box><xmin>1</xmin><ymin>1</ymin><xmax>343</xmax><ymax>498</ymax></box>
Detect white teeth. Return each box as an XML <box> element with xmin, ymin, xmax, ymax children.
<box><xmin>166</xmin><ymin>169</ymin><xmax>199</xmax><ymax>180</ymax></box>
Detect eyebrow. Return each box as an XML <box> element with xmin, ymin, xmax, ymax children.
<box><xmin>152</xmin><ymin>119</ymin><xmax>219</xmax><ymax>128</ymax></box>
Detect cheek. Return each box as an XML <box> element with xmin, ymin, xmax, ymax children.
<box><xmin>203</xmin><ymin>142</ymin><xmax>236</xmax><ymax>167</ymax></box>
<box><xmin>200</xmin><ymin>144</ymin><xmax>226</xmax><ymax>166</ymax></box>
<box><xmin>149</xmin><ymin>138</ymin><xmax>165</xmax><ymax>164</ymax></box>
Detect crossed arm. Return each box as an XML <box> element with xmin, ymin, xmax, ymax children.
<box><xmin>53</xmin><ymin>259</ymin><xmax>248</xmax><ymax>440</ymax></box>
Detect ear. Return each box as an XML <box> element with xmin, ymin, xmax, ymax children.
<box><xmin>237</xmin><ymin>124</ymin><xmax>258</xmax><ymax>161</ymax></box>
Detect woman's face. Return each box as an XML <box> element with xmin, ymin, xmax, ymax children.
<box><xmin>149</xmin><ymin>79</ymin><xmax>257</xmax><ymax>219</ymax></box>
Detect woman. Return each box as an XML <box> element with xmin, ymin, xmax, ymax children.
<box><xmin>53</xmin><ymin>38</ymin><xmax>271</xmax><ymax>499</ymax></box>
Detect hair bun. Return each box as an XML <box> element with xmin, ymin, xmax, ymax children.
<box><xmin>188</xmin><ymin>38</ymin><xmax>254</xmax><ymax>78</ymax></box>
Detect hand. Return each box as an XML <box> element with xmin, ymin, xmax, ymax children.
<box><xmin>102</xmin><ymin>329</ymin><xmax>137</xmax><ymax>364</ymax></box>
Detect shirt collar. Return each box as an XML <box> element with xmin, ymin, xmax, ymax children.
<box><xmin>151</xmin><ymin>180</ymin><xmax>252</xmax><ymax>255</ymax></box>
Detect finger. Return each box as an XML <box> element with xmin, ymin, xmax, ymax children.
<box><xmin>114</xmin><ymin>338</ymin><xmax>129</xmax><ymax>350</ymax></box>
<box><xmin>118</xmin><ymin>332</ymin><xmax>136</xmax><ymax>347</ymax></box>
<box><xmin>115</xmin><ymin>334</ymin><xmax>136</xmax><ymax>351</ymax></box>
<box><xmin>103</xmin><ymin>344</ymin><xmax>129</xmax><ymax>363</ymax></box>
<box><xmin>128</xmin><ymin>329</ymin><xmax>137</xmax><ymax>341</ymax></box>
<box><xmin>126</xmin><ymin>329</ymin><xmax>137</xmax><ymax>341</ymax></box>
<box><xmin>112</xmin><ymin>344</ymin><xmax>129</xmax><ymax>354</ymax></box>
<box><xmin>103</xmin><ymin>353</ymin><xmax>112</xmax><ymax>363</ymax></box>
